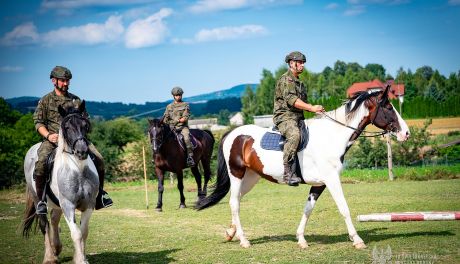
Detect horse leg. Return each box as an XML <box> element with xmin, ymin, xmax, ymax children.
<box><xmin>79</xmin><ymin>209</ymin><xmax>93</xmax><ymax>260</ymax></box>
<box><xmin>61</xmin><ymin>202</ymin><xmax>87</xmax><ymax>264</ymax></box>
<box><xmin>201</xmin><ymin>152</ymin><xmax>213</xmax><ymax>198</ymax></box>
<box><xmin>191</xmin><ymin>166</ymin><xmax>204</xmax><ymax>204</ymax></box>
<box><xmin>43</xmin><ymin>221</ymin><xmax>59</xmax><ymax>264</ymax></box>
<box><xmin>228</xmin><ymin>170</ymin><xmax>260</xmax><ymax>248</ymax></box>
<box><xmin>296</xmin><ymin>185</ymin><xmax>326</xmax><ymax>249</ymax></box>
<box><xmin>176</xmin><ymin>170</ymin><xmax>186</xmax><ymax>209</ymax></box>
<box><xmin>155</xmin><ymin>167</ymin><xmax>164</xmax><ymax>212</ymax></box>
<box><xmin>326</xmin><ymin>177</ymin><xmax>366</xmax><ymax>249</ymax></box>
<box><xmin>49</xmin><ymin>208</ymin><xmax>63</xmax><ymax>256</ymax></box>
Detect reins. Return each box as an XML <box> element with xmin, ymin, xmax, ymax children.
<box><xmin>319</xmin><ymin>111</ymin><xmax>388</xmax><ymax>138</ymax></box>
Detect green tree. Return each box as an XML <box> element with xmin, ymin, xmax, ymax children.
<box><xmin>241</xmin><ymin>85</ymin><xmax>257</xmax><ymax>124</ymax></box>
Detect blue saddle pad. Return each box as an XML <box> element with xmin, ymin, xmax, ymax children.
<box><xmin>260</xmin><ymin>125</ymin><xmax>309</xmax><ymax>151</ymax></box>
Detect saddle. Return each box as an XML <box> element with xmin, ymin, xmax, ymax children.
<box><xmin>260</xmin><ymin>121</ymin><xmax>309</xmax><ymax>152</ymax></box>
<box><xmin>174</xmin><ymin>131</ymin><xmax>198</xmax><ymax>152</ymax></box>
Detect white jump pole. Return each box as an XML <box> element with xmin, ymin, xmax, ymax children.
<box><xmin>358</xmin><ymin>212</ymin><xmax>460</xmax><ymax>222</ymax></box>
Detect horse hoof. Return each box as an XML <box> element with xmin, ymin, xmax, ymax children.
<box><xmin>354</xmin><ymin>242</ymin><xmax>367</xmax><ymax>249</ymax></box>
<box><xmin>225</xmin><ymin>225</ymin><xmax>236</xmax><ymax>241</ymax></box>
<box><xmin>240</xmin><ymin>241</ymin><xmax>251</xmax><ymax>248</ymax></box>
<box><xmin>298</xmin><ymin>241</ymin><xmax>309</xmax><ymax>249</ymax></box>
<box><xmin>179</xmin><ymin>204</ymin><xmax>186</xmax><ymax>209</ymax></box>
<box><xmin>155</xmin><ymin>207</ymin><xmax>162</xmax><ymax>212</ymax></box>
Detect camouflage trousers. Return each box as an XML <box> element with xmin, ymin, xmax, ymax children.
<box><xmin>34</xmin><ymin>140</ymin><xmax>105</xmax><ymax>188</ymax></box>
<box><xmin>180</xmin><ymin>127</ymin><xmax>193</xmax><ymax>154</ymax></box>
<box><xmin>277</xmin><ymin>119</ymin><xmax>300</xmax><ymax>164</ymax></box>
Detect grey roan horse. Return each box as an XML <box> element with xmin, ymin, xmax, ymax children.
<box><xmin>22</xmin><ymin>101</ymin><xmax>98</xmax><ymax>264</ymax></box>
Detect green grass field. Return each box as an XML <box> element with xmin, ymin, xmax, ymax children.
<box><xmin>1</xmin><ymin>178</ymin><xmax>459</xmax><ymax>263</ymax></box>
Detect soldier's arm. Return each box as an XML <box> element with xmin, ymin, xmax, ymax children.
<box><xmin>293</xmin><ymin>100</ymin><xmax>324</xmax><ymax>113</ymax></box>
<box><xmin>179</xmin><ymin>104</ymin><xmax>190</xmax><ymax>123</ymax></box>
<box><xmin>33</xmin><ymin>98</ymin><xmax>47</xmax><ymax>133</ymax></box>
<box><xmin>282</xmin><ymin>78</ymin><xmax>300</xmax><ymax>108</ymax></box>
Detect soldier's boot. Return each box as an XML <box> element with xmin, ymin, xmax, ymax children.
<box><xmin>186</xmin><ymin>149</ymin><xmax>196</xmax><ymax>167</ymax></box>
<box><xmin>92</xmin><ymin>155</ymin><xmax>113</xmax><ymax>210</ymax></box>
<box><xmin>34</xmin><ymin>173</ymin><xmax>48</xmax><ymax>215</ymax></box>
<box><xmin>283</xmin><ymin>161</ymin><xmax>301</xmax><ymax>187</ymax></box>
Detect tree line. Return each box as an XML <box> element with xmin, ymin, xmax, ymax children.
<box><xmin>241</xmin><ymin>61</ymin><xmax>460</xmax><ymax>122</ymax></box>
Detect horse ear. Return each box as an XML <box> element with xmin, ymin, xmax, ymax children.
<box><xmin>159</xmin><ymin>116</ymin><xmax>165</xmax><ymax>124</ymax></box>
<box><xmin>380</xmin><ymin>84</ymin><xmax>390</xmax><ymax>102</ymax></box>
<box><xmin>78</xmin><ymin>100</ymin><xmax>86</xmax><ymax>113</ymax></box>
<box><xmin>148</xmin><ymin>118</ymin><xmax>154</xmax><ymax>125</ymax></box>
<box><xmin>58</xmin><ymin>105</ymin><xmax>67</xmax><ymax>117</ymax></box>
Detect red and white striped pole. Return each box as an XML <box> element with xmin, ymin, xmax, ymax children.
<box><xmin>358</xmin><ymin>212</ymin><xmax>460</xmax><ymax>222</ymax></box>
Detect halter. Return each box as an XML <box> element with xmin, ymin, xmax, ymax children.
<box><xmin>61</xmin><ymin>113</ymin><xmax>90</xmax><ymax>155</ymax></box>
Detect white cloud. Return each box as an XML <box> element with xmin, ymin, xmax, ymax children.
<box><xmin>124</xmin><ymin>8</ymin><xmax>172</xmax><ymax>49</ymax></box>
<box><xmin>325</xmin><ymin>3</ymin><xmax>339</xmax><ymax>10</ymax></box>
<box><xmin>0</xmin><ymin>22</ymin><xmax>39</xmax><ymax>46</ymax></box>
<box><xmin>448</xmin><ymin>0</ymin><xmax>460</xmax><ymax>6</ymax></box>
<box><xmin>0</xmin><ymin>66</ymin><xmax>24</xmax><ymax>72</ymax></box>
<box><xmin>188</xmin><ymin>0</ymin><xmax>302</xmax><ymax>13</ymax></box>
<box><xmin>40</xmin><ymin>16</ymin><xmax>124</xmax><ymax>46</ymax></box>
<box><xmin>173</xmin><ymin>24</ymin><xmax>268</xmax><ymax>44</ymax></box>
<box><xmin>40</xmin><ymin>0</ymin><xmax>156</xmax><ymax>10</ymax></box>
<box><xmin>344</xmin><ymin>5</ymin><xmax>366</xmax><ymax>16</ymax></box>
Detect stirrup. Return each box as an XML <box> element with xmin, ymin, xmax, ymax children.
<box><xmin>36</xmin><ymin>201</ymin><xmax>48</xmax><ymax>215</ymax></box>
<box><xmin>187</xmin><ymin>156</ymin><xmax>196</xmax><ymax>167</ymax></box>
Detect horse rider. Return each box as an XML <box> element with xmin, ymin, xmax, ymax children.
<box><xmin>273</xmin><ymin>51</ymin><xmax>325</xmax><ymax>186</ymax></box>
<box><xmin>33</xmin><ymin>66</ymin><xmax>113</xmax><ymax>215</ymax></box>
<box><xmin>162</xmin><ymin>86</ymin><xmax>195</xmax><ymax>167</ymax></box>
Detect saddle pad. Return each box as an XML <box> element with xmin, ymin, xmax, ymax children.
<box><xmin>260</xmin><ymin>126</ymin><xmax>309</xmax><ymax>152</ymax></box>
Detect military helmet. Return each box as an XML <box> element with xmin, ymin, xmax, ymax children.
<box><xmin>285</xmin><ymin>51</ymin><xmax>306</xmax><ymax>63</ymax></box>
<box><xmin>50</xmin><ymin>66</ymin><xmax>72</xmax><ymax>80</ymax></box>
<box><xmin>171</xmin><ymin>86</ymin><xmax>184</xmax><ymax>96</ymax></box>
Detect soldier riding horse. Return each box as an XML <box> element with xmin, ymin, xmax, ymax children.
<box><xmin>197</xmin><ymin>85</ymin><xmax>410</xmax><ymax>249</ymax></box>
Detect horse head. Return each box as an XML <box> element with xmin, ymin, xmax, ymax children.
<box><xmin>148</xmin><ymin>117</ymin><xmax>169</xmax><ymax>154</ymax></box>
<box><xmin>367</xmin><ymin>85</ymin><xmax>410</xmax><ymax>141</ymax></box>
<box><xmin>58</xmin><ymin>100</ymin><xmax>91</xmax><ymax>160</ymax></box>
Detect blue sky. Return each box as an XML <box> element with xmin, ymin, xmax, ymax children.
<box><xmin>1</xmin><ymin>0</ymin><xmax>459</xmax><ymax>104</ymax></box>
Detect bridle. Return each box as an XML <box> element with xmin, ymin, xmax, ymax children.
<box><xmin>61</xmin><ymin>113</ymin><xmax>90</xmax><ymax>155</ymax></box>
<box><xmin>320</xmin><ymin>96</ymin><xmax>397</xmax><ymax>138</ymax></box>
<box><xmin>149</xmin><ymin>122</ymin><xmax>172</xmax><ymax>153</ymax></box>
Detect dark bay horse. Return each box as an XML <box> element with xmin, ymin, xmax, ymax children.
<box><xmin>23</xmin><ymin>101</ymin><xmax>98</xmax><ymax>263</ymax></box>
<box><xmin>148</xmin><ymin>118</ymin><xmax>215</xmax><ymax>211</ymax></box>
<box><xmin>196</xmin><ymin>86</ymin><xmax>410</xmax><ymax>249</ymax></box>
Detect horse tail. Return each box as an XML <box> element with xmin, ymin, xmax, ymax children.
<box><xmin>196</xmin><ymin>130</ymin><xmax>232</xmax><ymax>210</ymax></box>
<box><xmin>204</xmin><ymin>129</ymin><xmax>215</xmax><ymax>144</ymax></box>
<box><xmin>22</xmin><ymin>187</ymin><xmax>41</xmax><ymax>237</ymax></box>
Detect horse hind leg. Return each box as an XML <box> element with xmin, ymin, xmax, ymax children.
<box><xmin>49</xmin><ymin>208</ymin><xmax>63</xmax><ymax>256</ymax></box>
<box><xmin>191</xmin><ymin>166</ymin><xmax>204</xmax><ymax>204</ymax></box>
<box><xmin>296</xmin><ymin>185</ymin><xmax>326</xmax><ymax>249</ymax></box>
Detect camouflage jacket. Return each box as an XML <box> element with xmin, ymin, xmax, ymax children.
<box><xmin>273</xmin><ymin>70</ymin><xmax>307</xmax><ymax>126</ymax></box>
<box><xmin>33</xmin><ymin>90</ymin><xmax>83</xmax><ymax>134</ymax></box>
<box><xmin>163</xmin><ymin>101</ymin><xmax>190</xmax><ymax>129</ymax></box>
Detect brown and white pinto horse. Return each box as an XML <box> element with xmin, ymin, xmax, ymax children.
<box><xmin>196</xmin><ymin>85</ymin><xmax>410</xmax><ymax>249</ymax></box>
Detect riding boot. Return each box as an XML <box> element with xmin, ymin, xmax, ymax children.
<box><xmin>92</xmin><ymin>153</ymin><xmax>113</xmax><ymax>210</ymax></box>
<box><xmin>186</xmin><ymin>151</ymin><xmax>196</xmax><ymax>167</ymax></box>
<box><xmin>34</xmin><ymin>173</ymin><xmax>48</xmax><ymax>215</ymax></box>
<box><xmin>283</xmin><ymin>162</ymin><xmax>301</xmax><ymax>187</ymax></box>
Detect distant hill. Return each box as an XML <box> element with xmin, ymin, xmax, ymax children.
<box><xmin>5</xmin><ymin>83</ymin><xmax>257</xmax><ymax>120</ymax></box>
<box><xmin>183</xmin><ymin>84</ymin><xmax>257</xmax><ymax>103</ymax></box>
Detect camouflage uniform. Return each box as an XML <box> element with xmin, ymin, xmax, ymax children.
<box><xmin>33</xmin><ymin>91</ymin><xmax>105</xmax><ymax>195</ymax></box>
<box><xmin>163</xmin><ymin>101</ymin><xmax>193</xmax><ymax>159</ymax></box>
<box><xmin>273</xmin><ymin>70</ymin><xmax>307</xmax><ymax>165</ymax></box>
